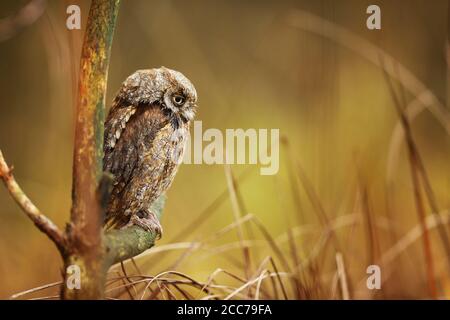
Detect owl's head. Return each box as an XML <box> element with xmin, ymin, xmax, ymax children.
<box><xmin>116</xmin><ymin>67</ymin><xmax>198</xmax><ymax>122</ymax></box>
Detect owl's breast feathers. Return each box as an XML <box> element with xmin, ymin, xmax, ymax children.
<box><xmin>103</xmin><ymin>102</ymin><xmax>189</xmax><ymax>229</ymax></box>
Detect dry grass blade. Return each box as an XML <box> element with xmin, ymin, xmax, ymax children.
<box><xmin>254</xmin><ymin>270</ymin><xmax>269</xmax><ymax>300</ymax></box>
<box><xmin>202</xmin><ymin>294</ymin><xmax>223</xmax><ymax>300</ymax></box>
<box><xmin>269</xmin><ymin>257</ymin><xmax>289</xmax><ymax>300</ymax></box>
<box><xmin>296</xmin><ymin>162</ymin><xmax>341</xmax><ymax>252</ymax></box>
<box><xmin>225</xmin><ymin>165</ymin><xmax>252</xmax><ymax>280</ymax></box>
<box><xmin>358</xmin><ymin>174</ymin><xmax>381</xmax><ymax>265</ymax></box>
<box><xmin>381</xmin><ymin>210</ymin><xmax>450</xmax><ymax>267</ymax></box>
<box><xmin>335</xmin><ymin>252</ymin><xmax>350</xmax><ymax>300</ymax></box>
<box><xmin>10</xmin><ymin>281</ymin><xmax>62</xmax><ymax>300</ymax></box>
<box><xmin>120</xmin><ymin>263</ymin><xmax>137</xmax><ymax>299</ymax></box>
<box><xmin>246</xmin><ymin>256</ymin><xmax>279</xmax><ymax>299</ymax></box>
<box><xmin>170</xmin><ymin>283</ymin><xmax>194</xmax><ymax>300</ymax></box>
<box><xmin>29</xmin><ymin>295</ymin><xmax>60</xmax><ymax>300</ymax></box>
<box><xmin>224</xmin><ymin>272</ymin><xmax>291</xmax><ymax>300</ymax></box>
<box><xmin>105</xmin><ymin>278</ymin><xmax>149</xmax><ymax>296</ymax></box>
<box><xmin>195</xmin><ymin>267</ymin><xmax>251</xmax><ymax>300</ymax></box>
<box><xmin>381</xmin><ymin>60</ymin><xmax>437</xmax><ymax>299</ymax></box>
<box><xmin>330</xmin><ymin>271</ymin><xmax>339</xmax><ymax>299</ymax></box>
<box><xmin>196</xmin><ymin>268</ymin><xmax>225</xmax><ymax>299</ymax></box>
<box><xmin>139</xmin><ymin>270</ymin><xmax>208</xmax><ymax>300</ymax></box>
<box><xmin>281</xmin><ymin>136</ymin><xmax>304</xmax><ymax>224</ymax></box>
<box><xmin>251</xmin><ymin>216</ymin><xmax>291</xmax><ymax>273</ymax></box>
<box><xmin>206</xmin><ymin>214</ymin><xmax>255</xmax><ymax>242</ymax></box>
<box><xmin>163</xmin><ymin>283</ymin><xmax>177</xmax><ymax>300</ymax></box>
<box><xmin>386</xmin><ymin>92</ymin><xmax>435</xmax><ymax>183</ymax></box>
<box><xmin>287</xmin><ymin>228</ymin><xmax>302</xmax><ymax>299</ymax></box>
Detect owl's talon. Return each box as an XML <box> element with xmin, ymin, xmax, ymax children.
<box><xmin>127</xmin><ymin>210</ymin><xmax>163</xmax><ymax>240</ymax></box>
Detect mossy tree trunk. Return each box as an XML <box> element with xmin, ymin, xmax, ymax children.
<box><xmin>62</xmin><ymin>0</ymin><xmax>121</xmax><ymax>299</ymax></box>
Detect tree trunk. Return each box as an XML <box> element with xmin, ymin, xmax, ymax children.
<box><xmin>62</xmin><ymin>0</ymin><xmax>120</xmax><ymax>299</ymax></box>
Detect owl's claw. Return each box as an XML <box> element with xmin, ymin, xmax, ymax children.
<box><xmin>127</xmin><ymin>210</ymin><xmax>163</xmax><ymax>240</ymax></box>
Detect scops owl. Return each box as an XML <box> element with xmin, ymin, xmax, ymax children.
<box><xmin>103</xmin><ymin>67</ymin><xmax>198</xmax><ymax>238</ymax></box>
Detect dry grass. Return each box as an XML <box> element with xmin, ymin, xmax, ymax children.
<box><xmin>11</xmin><ymin>145</ymin><xmax>450</xmax><ymax>300</ymax></box>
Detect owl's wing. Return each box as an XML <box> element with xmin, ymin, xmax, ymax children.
<box><xmin>103</xmin><ymin>104</ymin><xmax>138</xmax><ymax>228</ymax></box>
<box><xmin>103</xmin><ymin>104</ymin><xmax>171</xmax><ymax>229</ymax></box>
<box><xmin>104</xmin><ymin>105</ymin><xmax>139</xmax><ymax>188</ymax></box>
<box><xmin>104</xmin><ymin>104</ymin><xmax>137</xmax><ymax>160</ymax></box>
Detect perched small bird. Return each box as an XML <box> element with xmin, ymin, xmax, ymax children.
<box><xmin>103</xmin><ymin>67</ymin><xmax>198</xmax><ymax>238</ymax></box>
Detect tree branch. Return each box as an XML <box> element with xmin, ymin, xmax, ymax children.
<box><xmin>103</xmin><ymin>195</ymin><xmax>165</xmax><ymax>268</ymax></box>
<box><xmin>104</xmin><ymin>226</ymin><xmax>158</xmax><ymax>266</ymax></box>
<box><xmin>0</xmin><ymin>150</ymin><xmax>66</xmax><ymax>253</ymax></box>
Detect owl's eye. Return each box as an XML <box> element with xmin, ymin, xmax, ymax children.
<box><xmin>172</xmin><ymin>95</ymin><xmax>185</xmax><ymax>106</ymax></box>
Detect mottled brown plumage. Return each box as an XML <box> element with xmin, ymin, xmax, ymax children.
<box><xmin>103</xmin><ymin>67</ymin><xmax>197</xmax><ymax>237</ymax></box>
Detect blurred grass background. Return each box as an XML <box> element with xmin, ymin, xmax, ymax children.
<box><xmin>0</xmin><ymin>0</ymin><xmax>449</xmax><ymax>299</ymax></box>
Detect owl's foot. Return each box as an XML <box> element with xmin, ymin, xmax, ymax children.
<box><xmin>127</xmin><ymin>210</ymin><xmax>163</xmax><ymax>240</ymax></box>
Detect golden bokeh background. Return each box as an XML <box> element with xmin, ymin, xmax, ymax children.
<box><xmin>0</xmin><ymin>0</ymin><xmax>449</xmax><ymax>299</ymax></box>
